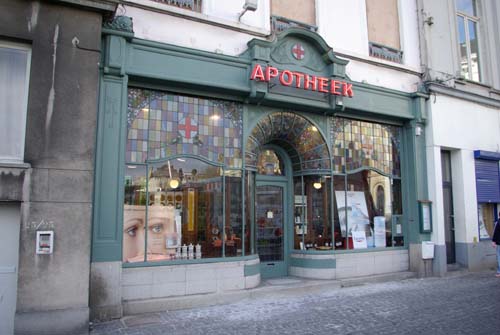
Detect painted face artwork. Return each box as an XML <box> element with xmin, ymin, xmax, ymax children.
<box><xmin>123</xmin><ymin>205</ymin><xmax>146</xmax><ymax>262</ymax></box>
<box><xmin>123</xmin><ymin>204</ymin><xmax>176</xmax><ymax>262</ymax></box>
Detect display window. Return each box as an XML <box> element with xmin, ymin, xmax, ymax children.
<box><xmin>333</xmin><ymin>118</ymin><xmax>402</xmax><ymax>250</ymax></box>
<box><xmin>478</xmin><ymin>203</ymin><xmax>497</xmax><ymax>240</ymax></box>
<box><xmin>124</xmin><ymin>89</ymin><xmax>244</xmax><ymax>263</ymax></box>
<box><xmin>293</xmin><ymin>175</ymin><xmax>332</xmax><ymax>250</ymax></box>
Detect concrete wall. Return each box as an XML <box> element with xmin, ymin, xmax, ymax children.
<box><xmin>111</xmin><ymin>258</ymin><xmax>259</xmax><ymax>316</ymax></box>
<box><xmin>290</xmin><ymin>250</ymin><xmax>409</xmax><ymax>280</ymax></box>
<box><xmin>0</xmin><ymin>1</ymin><xmax>104</xmax><ymax>333</ymax></box>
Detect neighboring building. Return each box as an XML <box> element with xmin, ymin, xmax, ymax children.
<box><xmin>7</xmin><ymin>0</ymin><xmax>497</xmax><ymax>333</ymax></box>
<box><xmin>0</xmin><ymin>1</ymin><xmax>117</xmax><ymax>334</ymax></box>
<box><xmin>417</xmin><ymin>0</ymin><xmax>500</xmax><ymax>275</ymax></box>
<box><xmin>90</xmin><ymin>0</ymin><xmax>432</xmax><ymax>321</ymax></box>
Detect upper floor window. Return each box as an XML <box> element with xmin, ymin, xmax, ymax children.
<box><xmin>271</xmin><ymin>0</ymin><xmax>317</xmax><ymax>32</ymax></box>
<box><xmin>0</xmin><ymin>42</ymin><xmax>31</xmax><ymax>163</ymax></box>
<box><xmin>456</xmin><ymin>0</ymin><xmax>481</xmax><ymax>81</ymax></box>
<box><xmin>366</xmin><ymin>0</ymin><xmax>403</xmax><ymax>64</ymax></box>
<box><xmin>150</xmin><ymin>0</ymin><xmax>202</xmax><ymax>12</ymax></box>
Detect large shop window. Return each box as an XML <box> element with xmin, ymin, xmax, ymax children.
<box><xmin>293</xmin><ymin>117</ymin><xmax>403</xmax><ymax>251</ymax></box>
<box><xmin>333</xmin><ymin>118</ymin><xmax>402</xmax><ymax>250</ymax></box>
<box><xmin>124</xmin><ymin>89</ymin><xmax>244</xmax><ymax>263</ymax></box>
<box><xmin>0</xmin><ymin>42</ymin><xmax>31</xmax><ymax>163</ymax></box>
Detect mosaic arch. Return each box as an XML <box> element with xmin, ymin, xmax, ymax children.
<box><xmin>245</xmin><ymin>111</ymin><xmax>331</xmax><ymax>173</ymax></box>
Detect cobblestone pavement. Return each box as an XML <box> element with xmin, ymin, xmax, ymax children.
<box><xmin>91</xmin><ymin>271</ymin><xmax>500</xmax><ymax>335</ymax></box>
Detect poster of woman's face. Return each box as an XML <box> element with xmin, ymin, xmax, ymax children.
<box><xmin>123</xmin><ymin>204</ymin><xmax>176</xmax><ymax>262</ymax></box>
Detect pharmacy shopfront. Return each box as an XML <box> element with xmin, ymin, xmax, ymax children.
<box><xmin>90</xmin><ymin>22</ymin><xmax>429</xmax><ymax>319</ymax></box>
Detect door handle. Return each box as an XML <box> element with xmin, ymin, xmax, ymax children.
<box><xmin>267</xmin><ymin>263</ymin><xmax>275</xmax><ymax>266</ymax></box>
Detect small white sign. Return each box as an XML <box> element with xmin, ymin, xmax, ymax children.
<box><xmin>36</xmin><ymin>231</ymin><xmax>54</xmax><ymax>255</ymax></box>
<box><xmin>267</xmin><ymin>210</ymin><xmax>274</xmax><ymax>219</ymax></box>
<box><xmin>352</xmin><ymin>230</ymin><xmax>367</xmax><ymax>249</ymax></box>
<box><xmin>374</xmin><ymin>216</ymin><xmax>386</xmax><ymax>247</ymax></box>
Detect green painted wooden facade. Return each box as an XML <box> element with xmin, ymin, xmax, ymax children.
<box><xmin>92</xmin><ymin>18</ymin><xmax>429</xmax><ymax>263</ymax></box>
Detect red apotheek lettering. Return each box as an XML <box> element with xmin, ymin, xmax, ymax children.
<box><xmin>250</xmin><ymin>64</ymin><xmax>354</xmax><ymax>98</ymax></box>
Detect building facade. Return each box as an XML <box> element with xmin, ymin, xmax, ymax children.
<box><xmin>0</xmin><ymin>1</ymin><xmax>117</xmax><ymax>334</ymax></box>
<box><xmin>417</xmin><ymin>0</ymin><xmax>500</xmax><ymax>275</ymax></box>
<box><xmin>90</xmin><ymin>0</ymin><xmax>432</xmax><ymax>322</ymax></box>
<box><xmin>5</xmin><ymin>1</ymin><xmax>498</xmax><ymax>334</ymax></box>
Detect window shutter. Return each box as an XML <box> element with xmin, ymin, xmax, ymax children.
<box><xmin>475</xmin><ymin>159</ymin><xmax>500</xmax><ymax>203</ymax></box>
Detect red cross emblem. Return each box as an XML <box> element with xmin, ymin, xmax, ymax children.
<box><xmin>292</xmin><ymin>43</ymin><xmax>305</xmax><ymax>60</ymax></box>
<box><xmin>178</xmin><ymin>117</ymin><xmax>198</xmax><ymax>140</ymax></box>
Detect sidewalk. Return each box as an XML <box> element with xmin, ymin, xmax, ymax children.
<box><xmin>90</xmin><ymin>270</ymin><xmax>500</xmax><ymax>335</ymax></box>
<box><xmin>94</xmin><ymin>271</ymin><xmax>417</xmax><ymax>332</ymax></box>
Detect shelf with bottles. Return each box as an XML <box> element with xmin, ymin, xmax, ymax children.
<box><xmin>294</xmin><ymin>195</ymin><xmax>307</xmax><ymax>235</ymax></box>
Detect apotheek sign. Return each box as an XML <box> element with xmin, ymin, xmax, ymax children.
<box><xmin>250</xmin><ymin>64</ymin><xmax>354</xmax><ymax>98</ymax></box>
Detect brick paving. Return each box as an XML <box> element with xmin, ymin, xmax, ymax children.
<box><xmin>91</xmin><ymin>271</ymin><xmax>500</xmax><ymax>335</ymax></box>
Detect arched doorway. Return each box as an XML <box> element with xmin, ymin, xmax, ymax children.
<box><xmin>246</xmin><ymin>111</ymin><xmax>330</xmax><ymax>278</ymax></box>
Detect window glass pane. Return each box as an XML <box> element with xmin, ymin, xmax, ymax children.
<box><xmin>225</xmin><ymin>171</ymin><xmax>243</xmax><ymax>256</ymax></box>
<box><xmin>456</xmin><ymin>16</ymin><xmax>469</xmax><ymax>80</ymax></box>
<box><xmin>341</xmin><ymin>170</ymin><xmax>392</xmax><ymax>249</ymax></box>
<box><xmin>293</xmin><ymin>175</ymin><xmax>332</xmax><ymax>250</ymax></box>
<box><xmin>0</xmin><ymin>46</ymin><xmax>29</xmax><ymax>162</ymax></box>
<box><xmin>332</xmin><ymin>117</ymin><xmax>401</xmax><ymax>176</ymax></box>
<box><xmin>126</xmin><ymin>90</ymin><xmax>243</xmax><ymax>167</ymax></box>
<box><xmin>478</xmin><ymin>203</ymin><xmax>495</xmax><ymax>239</ymax></box>
<box><xmin>309</xmin><ymin>175</ymin><xmax>332</xmax><ymax>250</ymax></box>
<box><xmin>441</xmin><ymin>151</ymin><xmax>452</xmax><ymax>183</ymax></box>
<box><xmin>256</xmin><ymin>185</ymin><xmax>284</xmax><ymax>261</ymax></box>
<box><xmin>392</xmin><ymin>179</ymin><xmax>403</xmax><ymax>215</ymax></box>
<box><xmin>126</xmin><ymin>89</ymin><xmax>151</xmax><ymax>163</ymax></box>
<box><xmin>257</xmin><ymin>149</ymin><xmax>284</xmax><ymax>176</ymax></box>
<box><xmin>333</xmin><ymin>176</ymin><xmax>348</xmax><ymax>249</ymax></box>
<box><xmin>141</xmin><ymin>158</ymin><xmax>222</xmax><ymax>262</ymax></box>
<box><xmin>331</xmin><ymin>118</ymin><xmax>345</xmax><ymax>173</ymax></box>
<box><xmin>244</xmin><ymin>171</ymin><xmax>255</xmax><ymax>255</ymax></box>
<box><xmin>468</xmin><ymin>20</ymin><xmax>481</xmax><ymax>81</ymax></box>
<box><xmin>293</xmin><ymin>177</ymin><xmax>306</xmax><ymax>250</ymax></box>
<box><xmin>123</xmin><ymin>165</ymin><xmax>147</xmax><ymax>263</ymax></box>
<box><xmin>456</xmin><ymin>0</ymin><xmax>476</xmax><ymax>16</ymax></box>
<box><xmin>246</xmin><ymin>112</ymin><xmax>329</xmax><ymax>172</ymax></box>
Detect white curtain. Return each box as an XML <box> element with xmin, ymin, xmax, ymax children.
<box><xmin>0</xmin><ymin>46</ymin><xmax>29</xmax><ymax>162</ymax></box>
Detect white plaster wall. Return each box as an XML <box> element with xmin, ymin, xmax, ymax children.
<box><xmin>126</xmin><ymin>1</ymin><xmax>422</xmax><ymax>92</ymax></box>
<box><xmin>316</xmin><ymin>0</ymin><xmax>369</xmax><ymax>56</ymax></box>
<box><xmin>346</xmin><ymin>60</ymin><xmax>420</xmax><ymax>92</ymax></box>
<box><xmin>399</xmin><ymin>0</ymin><xmax>421</xmax><ymax>69</ymax></box>
<box><xmin>124</xmin><ymin>5</ymin><xmax>269</xmax><ymax>56</ymax></box>
<box><xmin>450</xmin><ymin>150</ymin><xmax>479</xmax><ymax>244</ymax></box>
<box><xmin>317</xmin><ymin>0</ymin><xmax>420</xmax><ymax>68</ymax></box>
<box><xmin>429</xmin><ymin>95</ymin><xmax>500</xmax><ymax>150</ymax></box>
<box><xmin>425</xmin><ymin>145</ymin><xmax>446</xmax><ymax>246</ymax></box>
<box><xmin>426</xmin><ymin>95</ymin><xmax>500</xmax><ymax>245</ymax></box>
<box><xmin>204</xmin><ymin>0</ymin><xmax>269</xmax><ymax>30</ymax></box>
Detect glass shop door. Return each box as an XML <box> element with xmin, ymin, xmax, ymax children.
<box><xmin>256</xmin><ymin>181</ymin><xmax>288</xmax><ymax>278</ymax></box>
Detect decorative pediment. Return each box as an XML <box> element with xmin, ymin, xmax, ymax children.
<box><xmin>246</xmin><ymin>27</ymin><xmax>348</xmax><ymax>78</ymax></box>
<box><xmin>245</xmin><ymin>28</ymin><xmax>351</xmax><ymax>111</ymax></box>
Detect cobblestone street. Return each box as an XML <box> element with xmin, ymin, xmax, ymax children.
<box><xmin>91</xmin><ymin>271</ymin><xmax>500</xmax><ymax>335</ymax></box>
